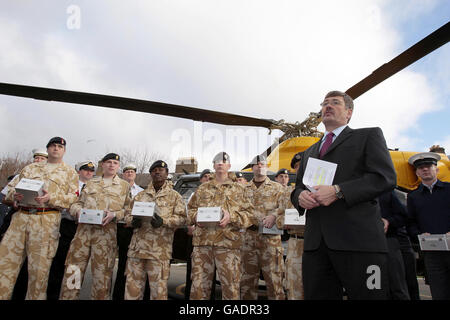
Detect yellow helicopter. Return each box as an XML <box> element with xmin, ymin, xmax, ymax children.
<box><xmin>0</xmin><ymin>22</ymin><xmax>449</xmax><ymax>192</ymax></box>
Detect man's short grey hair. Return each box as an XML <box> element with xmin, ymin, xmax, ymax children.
<box><xmin>324</xmin><ymin>91</ymin><xmax>354</xmax><ymax>110</ymax></box>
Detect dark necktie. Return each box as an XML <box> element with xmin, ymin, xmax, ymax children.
<box><xmin>320</xmin><ymin>132</ymin><xmax>334</xmax><ymax>158</ymax></box>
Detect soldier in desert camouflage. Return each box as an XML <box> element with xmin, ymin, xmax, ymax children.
<box><xmin>188</xmin><ymin>152</ymin><xmax>254</xmax><ymax>300</ymax></box>
<box><xmin>275</xmin><ymin>155</ymin><xmax>305</xmax><ymax>300</ymax></box>
<box><xmin>113</xmin><ymin>163</ymin><xmax>144</xmax><ymax>300</ymax></box>
<box><xmin>241</xmin><ymin>155</ymin><xmax>286</xmax><ymax>300</ymax></box>
<box><xmin>0</xmin><ymin>137</ymin><xmax>78</xmax><ymax>300</ymax></box>
<box><xmin>123</xmin><ymin>160</ymin><xmax>186</xmax><ymax>300</ymax></box>
<box><xmin>235</xmin><ymin>172</ymin><xmax>247</xmax><ymax>185</ymax></box>
<box><xmin>59</xmin><ymin>153</ymin><xmax>131</xmax><ymax>300</ymax></box>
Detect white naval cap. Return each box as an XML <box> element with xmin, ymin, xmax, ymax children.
<box><xmin>32</xmin><ymin>148</ymin><xmax>48</xmax><ymax>158</ymax></box>
<box><xmin>75</xmin><ymin>160</ymin><xmax>96</xmax><ymax>172</ymax></box>
<box><xmin>408</xmin><ymin>152</ymin><xmax>441</xmax><ymax>168</ymax></box>
<box><xmin>123</xmin><ymin>163</ymin><xmax>138</xmax><ymax>172</ymax></box>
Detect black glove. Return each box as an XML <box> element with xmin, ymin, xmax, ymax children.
<box><xmin>131</xmin><ymin>216</ymin><xmax>142</xmax><ymax>229</ymax></box>
<box><xmin>151</xmin><ymin>212</ymin><xmax>163</xmax><ymax>228</ymax></box>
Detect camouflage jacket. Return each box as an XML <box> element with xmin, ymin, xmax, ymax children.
<box><xmin>245</xmin><ymin>176</ymin><xmax>285</xmax><ymax>225</ymax></box>
<box><xmin>188</xmin><ymin>178</ymin><xmax>254</xmax><ymax>249</ymax></box>
<box><xmin>124</xmin><ymin>181</ymin><xmax>187</xmax><ymax>260</ymax></box>
<box><xmin>276</xmin><ymin>185</ymin><xmax>305</xmax><ymax>236</ymax></box>
<box><xmin>70</xmin><ymin>175</ymin><xmax>131</xmax><ymax>221</ymax></box>
<box><xmin>6</xmin><ymin>161</ymin><xmax>78</xmax><ymax>210</ymax></box>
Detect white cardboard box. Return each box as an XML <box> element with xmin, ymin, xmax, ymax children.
<box><xmin>197</xmin><ymin>207</ymin><xmax>223</xmax><ymax>227</ymax></box>
<box><xmin>259</xmin><ymin>223</ymin><xmax>284</xmax><ymax>235</ymax></box>
<box><xmin>131</xmin><ymin>201</ymin><xmax>155</xmax><ymax>218</ymax></box>
<box><xmin>78</xmin><ymin>209</ymin><xmax>104</xmax><ymax>225</ymax></box>
<box><xmin>15</xmin><ymin>178</ymin><xmax>44</xmax><ymax>206</ymax></box>
<box><xmin>418</xmin><ymin>234</ymin><xmax>450</xmax><ymax>251</ymax></box>
<box><xmin>284</xmin><ymin>209</ymin><xmax>305</xmax><ymax>226</ymax></box>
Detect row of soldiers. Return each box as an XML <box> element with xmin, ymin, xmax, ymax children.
<box><xmin>0</xmin><ymin>136</ymin><xmax>305</xmax><ymax>300</ymax></box>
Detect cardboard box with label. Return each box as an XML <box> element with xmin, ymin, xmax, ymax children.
<box><xmin>418</xmin><ymin>234</ymin><xmax>450</xmax><ymax>251</ymax></box>
<box><xmin>284</xmin><ymin>209</ymin><xmax>305</xmax><ymax>227</ymax></box>
<box><xmin>78</xmin><ymin>209</ymin><xmax>104</xmax><ymax>225</ymax></box>
<box><xmin>15</xmin><ymin>178</ymin><xmax>45</xmax><ymax>206</ymax></box>
<box><xmin>197</xmin><ymin>207</ymin><xmax>223</xmax><ymax>227</ymax></box>
<box><xmin>131</xmin><ymin>201</ymin><xmax>156</xmax><ymax>218</ymax></box>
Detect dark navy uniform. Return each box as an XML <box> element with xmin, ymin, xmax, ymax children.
<box><xmin>407</xmin><ymin>179</ymin><xmax>450</xmax><ymax>300</ymax></box>
<box><xmin>379</xmin><ymin>191</ymin><xmax>410</xmax><ymax>300</ymax></box>
<box><xmin>407</xmin><ymin>180</ymin><xmax>450</xmax><ymax>235</ymax></box>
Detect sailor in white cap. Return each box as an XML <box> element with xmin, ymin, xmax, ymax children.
<box><xmin>32</xmin><ymin>149</ymin><xmax>48</xmax><ymax>163</ymax></box>
<box><xmin>407</xmin><ymin>152</ymin><xmax>450</xmax><ymax>300</ymax></box>
<box><xmin>74</xmin><ymin>161</ymin><xmax>96</xmax><ymax>193</ymax></box>
<box><xmin>122</xmin><ymin>163</ymin><xmax>144</xmax><ymax>198</ymax></box>
<box><xmin>408</xmin><ymin>152</ymin><xmax>441</xmax><ymax>170</ymax></box>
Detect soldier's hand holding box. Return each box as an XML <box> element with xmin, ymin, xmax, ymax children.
<box><xmin>14</xmin><ymin>178</ymin><xmax>45</xmax><ymax>206</ymax></box>
<box><xmin>197</xmin><ymin>207</ymin><xmax>223</xmax><ymax>227</ymax></box>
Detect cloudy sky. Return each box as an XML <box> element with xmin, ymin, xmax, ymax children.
<box><xmin>0</xmin><ymin>0</ymin><xmax>448</xmax><ymax>172</ymax></box>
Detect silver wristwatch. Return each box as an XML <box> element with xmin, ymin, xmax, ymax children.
<box><xmin>334</xmin><ymin>185</ymin><xmax>344</xmax><ymax>199</ymax></box>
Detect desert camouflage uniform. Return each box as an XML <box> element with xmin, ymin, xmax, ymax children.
<box><xmin>276</xmin><ymin>184</ymin><xmax>305</xmax><ymax>300</ymax></box>
<box><xmin>123</xmin><ymin>181</ymin><xmax>186</xmax><ymax>300</ymax></box>
<box><xmin>59</xmin><ymin>175</ymin><xmax>131</xmax><ymax>300</ymax></box>
<box><xmin>0</xmin><ymin>161</ymin><xmax>78</xmax><ymax>300</ymax></box>
<box><xmin>187</xmin><ymin>178</ymin><xmax>254</xmax><ymax>300</ymax></box>
<box><xmin>241</xmin><ymin>176</ymin><xmax>285</xmax><ymax>300</ymax></box>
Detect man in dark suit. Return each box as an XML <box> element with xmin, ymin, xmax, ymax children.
<box><xmin>291</xmin><ymin>90</ymin><xmax>396</xmax><ymax>300</ymax></box>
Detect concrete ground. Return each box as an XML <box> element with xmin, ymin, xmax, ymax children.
<box><xmin>79</xmin><ymin>260</ymin><xmax>432</xmax><ymax>300</ymax></box>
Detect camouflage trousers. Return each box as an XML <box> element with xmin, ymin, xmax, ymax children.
<box><xmin>124</xmin><ymin>257</ymin><xmax>170</xmax><ymax>300</ymax></box>
<box><xmin>240</xmin><ymin>230</ymin><xmax>285</xmax><ymax>300</ymax></box>
<box><xmin>190</xmin><ymin>246</ymin><xmax>241</xmax><ymax>300</ymax></box>
<box><xmin>59</xmin><ymin>223</ymin><xmax>117</xmax><ymax>300</ymax></box>
<box><xmin>0</xmin><ymin>211</ymin><xmax>60</xmax><ymax>300</ymax></box>
<box><xmin>285</xmin><ymin>236</ymin><xmax>304</xmax><ymax>300</ymax></box>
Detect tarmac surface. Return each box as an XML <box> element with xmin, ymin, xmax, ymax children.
<box><xmin>79</xmin><ymin>259</ymin><xmax>433</xmax><ymax>300</ymax></box>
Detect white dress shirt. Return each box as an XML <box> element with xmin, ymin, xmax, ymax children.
<box><xmin>319</xmin><ymin>125</ymin><xmax>348</xmax><ymax>151</ymax></box>
<box><xmin>130</xmin><ymin>183</ymin><xmax>144</xmax><ymax>199</ymax></box>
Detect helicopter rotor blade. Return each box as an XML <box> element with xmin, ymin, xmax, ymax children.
<box><xmin>0</xmin><ymin>82</ymin><xmax>275</xmax><ymax>128</ymax></box>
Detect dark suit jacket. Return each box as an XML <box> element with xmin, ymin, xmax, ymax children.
<box><xmin>291</xmin><ymin>126</ymin><xmax>396</xmax><ymax>252</ymax></box>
